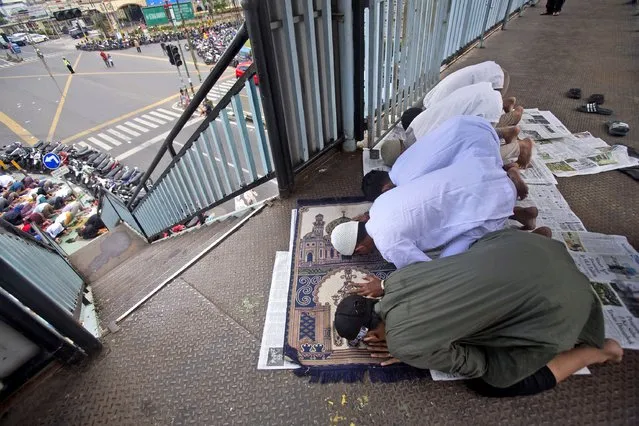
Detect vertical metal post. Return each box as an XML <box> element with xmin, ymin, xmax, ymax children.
<box><xmin>478</xmin><ymin>0</ymin><xmax>493</xmax><ymax>48</ymax></box>
<box><xmin>242</xmin><ymin>0</ymin><xmax>294</xmax><ymax>197</ymax></box>
<box><xmin>502</xmin><ymin>0</ymin><xmax>514</xmax><ymax>29</ymax></box>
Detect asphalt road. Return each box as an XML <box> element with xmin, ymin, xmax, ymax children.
<box><xmin>0</xmin><ymin>36</ymin><xmax>277</xmax><ymax>217</ymax></box>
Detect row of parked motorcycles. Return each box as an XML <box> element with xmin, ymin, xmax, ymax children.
<box><xmin>1</xmin><ymin>141</ymin><xmax>149</xmax><ymax>207</ymax></box>
<box><xmin>183</xmin><ymin>22</ymin><xmax>242</xmax><ymax>65</ymax></box>
<box><xmin>75</xmin><ymin>32</ymin><xmax>186</xmax><ymax>51</ymax></box>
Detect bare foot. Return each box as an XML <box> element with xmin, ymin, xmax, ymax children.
<box><xmin>602</xmin><ymin>339</ymin><xmax>623</xmax><ymax>363</ymax></box>
<box><xmin>511</xmin><ymin>206</ymin><xmax>538</xmax><ymax>230</ymax></box>
<box><xmin>507</xmin><ymin>167</ymin><xmax>529</xmax><ymax>200</ymax></box>
<box><xmin>496</xmin><ymin>125</ymin><xmax>520</xmax><ymax>145</ymax></box>
<box><xmin>511</xmin><ymin>105</ymin><xmax>524</xmax><ymax>125</ymax></box>
<box><xmin>517</xmin><ymin>138</ymin><xmax>534</xmax><ymax>169</ymax></box>
<box><xmin>531</xmin><ymin>226</ymin><xmax>552</xmax><ymax>238</ymax></box>
<box><xmin>503</xmin><ymin>97</ymin><xmax>517</xmax><ymax>113</ymax></box>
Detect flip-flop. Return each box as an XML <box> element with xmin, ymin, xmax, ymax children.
<box><xmin>567</xmin><ymin>88</ymin><xmax>581</xmax><ymax>99</ymax></box>
<box><xmin>587</xmin><ymin>94</ymin><xmax>604</xmax><ymax>105</ymax></box>
<box><xmin>577</xmin><ymin>103</ymin><xmax>613</xmax><ymax>115</ymax></box>
<box><xmin>607</xmin><ymin>121</ymin><xmax>630</xmax><ymax>136</ymax></box>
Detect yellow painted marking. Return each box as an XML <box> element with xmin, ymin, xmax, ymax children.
<box><xmin>11</xmin><ymin>160</ymin><xmax>22</xmax><ymax>170</ymax></box>
<box><xmin>0</xmin><ymin>111</ymin><xmax>39</xmax><ymax>145</ymax></box>
<box><xmin>61</xmin><ymin>92</ymin><xmax>180</xmax><ymax>144</ymax></box>
<box><xmin>47</xmin><ymin>53</ymin><xmax>83</xmax><ymax>142</ymax></box>
<box><xmin>0</xmin><ymin>71</ymin><xmax>178</xmax><ymax>80</ymax></box>
<box><xmin>0</xmin><ymin>160</ymin><xmax>7</xmax><ymax>170</ymax></box>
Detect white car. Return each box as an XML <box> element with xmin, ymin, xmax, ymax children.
<box><xmin>26</xmin><ymin>33</ymin><xmax>49</xmax><ymax>43</ymax></box>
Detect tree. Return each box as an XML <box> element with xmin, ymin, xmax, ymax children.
<box><xmin>213</xmin><ymin>0</ymin><xmax>228</xmax><ymax>13</ymax></box>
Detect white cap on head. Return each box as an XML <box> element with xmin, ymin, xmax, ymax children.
<box><xmin>378</xmin><ymin>138</ymin><xmax>403</xmax><ymax>167</ymax></box>
<box><xmin>331</xmin><ymin>221</ymin><xmax>360</xmax><ymax>256</ymax></box>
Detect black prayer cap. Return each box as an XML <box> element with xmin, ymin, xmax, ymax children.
<box><xmin>334</xmin><ymin>295</ymin><xmax>377</xmax><ymax>340</ymax></box>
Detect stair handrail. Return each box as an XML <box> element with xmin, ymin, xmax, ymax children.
<box><xmin>127</xmin><ymin>23</ymin><xmax>250</xmax><ymax>208</ymax></box>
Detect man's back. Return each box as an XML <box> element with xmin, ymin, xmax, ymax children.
<box><xmin>390</xmin><ymin>115</ymin><xmax>502</xmax><ymax>186</ymax></box>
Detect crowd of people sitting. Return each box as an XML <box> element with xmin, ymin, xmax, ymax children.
<box><xmin>0</xmin><ymin>173</ymin><xmax>107</xmax><ymax>242</ymax></box>
<box><xmin>329</xmin><ymin>61</ymin><xmax>623</xmax><ymax>398</ymax></box>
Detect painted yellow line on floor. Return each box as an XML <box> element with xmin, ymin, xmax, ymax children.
<box><xmin>61</xmin><ymin>92</ymin><xmax>181</xmax><ymax>144</ymax></box>
<box><xmin>60</xmin><ymin>73</ymin><xmax>236</xmax><ymax>144</ymax></box>
<box><xmin>0</xmin><ymin>70</ymin><xmax>178</xmax><ymax>79</ymax></box>
<box><xmin>109</xmin><ymin>51</ymin><xmax>209</xmax><ymax>68</ymax></box>
<box><xmin>0</xmin><ymin>112</ymin><xmax>39</xmax><ymax>145</ymax></box>
<box><xmin>47</xmin><ymin>53</ymin><xmax>83</xmax><ymax>142</ymax></box>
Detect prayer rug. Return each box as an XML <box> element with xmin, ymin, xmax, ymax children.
<box><xmin>284</xmin><ymin>198</ymin><xmax>428</xmax><ymax>383</ymax></box>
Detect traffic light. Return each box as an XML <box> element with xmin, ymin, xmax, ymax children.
<box><xmin>54</xmin><ymin>8</ymin><xmax>82</xmax><ymax>21</ymax></box>
<box><xmin>167</xmin><ymin>45</ymin><xmax>182</xmax><ymax>67</ymax></box>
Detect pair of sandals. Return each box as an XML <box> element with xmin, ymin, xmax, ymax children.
<box><xmin>568</xmin><ymin>89</ymin><xmax>614</xmax><ymax>115</ymax></box>
<box><xmin>541</xmin><ymin>11</ymin><xmax>561</xmax><ymax>16</ymax></box>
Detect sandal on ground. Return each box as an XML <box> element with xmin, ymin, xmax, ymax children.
<box><xmin>607</xmin><ymin>121</ymin><xmax>630</xmax><ymax>136</ymax></box>
<box><xmin>577</xmin><ymin>103</ymin><xmax>613</xmax><ymax>115</ymax></box>
<box><xmin>567</xmin><ymin>88</ymin><xmax>581</xmax><ymax>99</ymax></box>
<box><xmin>587</xmin><ymin>94</ymin><xmax>604</xmax><ymax>105</ymax></box>
<box><xmin>540</xmin><ymin>12</ymin><xmax>552</xmax><ymax>15</ymax></box>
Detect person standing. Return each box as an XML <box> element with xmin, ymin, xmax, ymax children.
<box><xmin>134</xmin><ymin>38</ymin><xmax>141</xmax><ymax>53</ymax></box>
<box><xmin>63</xmin><ymin>57</ymin><xmax>75</xmax><ymax>74</ymax></box>
<box><xmin>160</xmin><ymin>41</ymin><xmax>166</xmax><ymax>55</ymax></box>
<box><xmin>99</xmin><ymin>51</ymin><xmax>110</xmax><ymax>68</ymax></box>
<box><xmin>542</xmin><ymin>0</ymin><xmax>566</xmax><ymax>15</ymax></box>
<box><xmin>108</xmin><ymin>54</ymin><xmax>114</xmax><ymax>67</ymax></box>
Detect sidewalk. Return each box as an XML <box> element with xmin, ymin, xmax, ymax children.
<box><xmin>2</xmin><ymin>2</ymin><xmax>638</xmax><ymax>424</ymax></box>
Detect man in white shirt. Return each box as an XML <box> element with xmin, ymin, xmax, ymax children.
<box><xmin>46</xmin><ymin>221</ymin><xmax>65</xmax><ymax>239</ymax></box>
<box><xmin>370</xmin><ymin>116</ymin><xmax>529</xmax><ymax>201</ymax></box>
<box><xmin>377</xmin><ymin>84</ymin><xmax>530</xmax><ymax>168</ymax></box>
<box><xmin>331</xmin><ymin>156</ymin><xmax>539</xmax><ymax>269</ymax></box>
<box><xmin>423</xmin><ymin>60</ymin><xmax>511</xmax><ymax>110</ymax></box>
<box><xmin>0</xmin><ymin>174</ymin><xmax>15</xmax><ymax>189</ymax></box>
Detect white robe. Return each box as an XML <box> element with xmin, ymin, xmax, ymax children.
<box><xmin>390</xmin><ymin>115</ymin><xmax>502</xmax><ymax>186</ymax></box>
<box><xmin>422</xmin><ymin>60</ymin><xmax>504</xmax><ymax>109</ymax></box>
<box><xmin>367</xmin><ymin>156</ymin><xmax>515</xmax><ymax>269</ymax></box>
<box><xmin>409</xmin><ymin>82</ymin><xmax>503</xmax><ymax>141</ymax></box>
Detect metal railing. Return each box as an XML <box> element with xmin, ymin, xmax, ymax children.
<box><xmin>364</xmin><ymin>0</ymin><xmax>532</xmax><ymax>146</ymax></box>
<box><xmin>0</xmin><ymin>219</ymin><xmax>101</xmax><ymax>355</ymax></box>
<box><xmin>106</xmin><ymin>0</ymin><xmax>533</xmax><ymax>240</ymax></box>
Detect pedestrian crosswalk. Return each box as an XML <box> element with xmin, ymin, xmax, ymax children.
<box><xmin>206</xmin><ymin>79</ymin><xmax>237</xmax><ymax>102</ymax></box>
<box><xmin>77</xmin><ymin>107</ymin><xmax>182</xmax><ymax>151</ymax></box>
<box><xmin>0</xmin><ymin>51</ymin><xmax>66</xmax><ymax>69</ymax></box>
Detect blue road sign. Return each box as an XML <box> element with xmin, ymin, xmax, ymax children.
<box><xmin>43</xmin><ymin>152</ymin><xmax>61</xmax><ymax>170</ymax></box>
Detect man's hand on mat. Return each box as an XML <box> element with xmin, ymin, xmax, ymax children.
<box><xmin>350</xmin><ymin>275</ymin><xmax>383</xmax><ymax>297</ymax></box>
<box><xmin>366</xmin><ymin>343</ymin><xmax>401</xmax><ymax>366</ymax></box>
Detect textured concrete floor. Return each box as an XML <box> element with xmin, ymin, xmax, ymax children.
<box><xmin>2</xmin><ymin>1</ymin><xmax>639</xmax><ymax>424</ymax></box>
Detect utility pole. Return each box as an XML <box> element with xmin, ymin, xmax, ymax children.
<box><xmin>172</xmin><ymin>0</ymin><xmax>196</xmax><ymax>94</ymax></box>
<box><xmin>176</xmin><ymin>0</ymin><xmax>202</xmax><ymax>84</ymax></box>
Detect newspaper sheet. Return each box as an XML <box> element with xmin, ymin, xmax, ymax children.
<box><xmin>258</xmin><ymin>209</ymin><xmax>299</xmax><ymax>370</ymax></box>
<box><xmin>519</xmin><ymin>158</ymin><xmax>558</xmax><ymax>185</ymax></box>
<box><xmin>535</xmin><ymin>133</ymin><xmax>639</xmax><ymax>177</ymax></box>
<box><xmin>519</xmin><ymin>110</ymin><xmax>572</xmax><ymax>140</ymax></box>
<box><xmin>430</xmin><ymin>367</ymin><xmax>590</xmax><ymax>382</ymax></box>
<box><xmin>552</xmin><ymin>231</ymin><xmax>639</xmax><ymax>349</ymax></box>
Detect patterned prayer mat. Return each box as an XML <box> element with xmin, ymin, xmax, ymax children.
<box><xmin>284</xmin><ymin>198</ymin><xmax>428</xmax><ymax>382</ymax></box>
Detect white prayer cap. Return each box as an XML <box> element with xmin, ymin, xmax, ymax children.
<box><xmin>331</xmin><ymin>221</ymin><xmax>359</xmax><ymax>256</ymax></box>
<box><xmin>378</xmin><ymin>138</ymin><xmax>403</xmax><ymax>167</ymax></box>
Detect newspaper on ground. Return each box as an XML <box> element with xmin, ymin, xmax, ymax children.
<box><xmin>519</xmin><ymin>158</ymin><xmax>558</xmax><ymax>185</ymax></box>
<box><xmin>519</xmin><ymin>109</ymin><xmax>572</xmax><ymax>140</ymax></box>
<box><xmin>430</xmin><ymin>367</ymin><xmax>590</xmax><ymax>382</ymax></box>
<box><xmin>535</xmin><ymin>132</ymin><xmax>639</xmax><ymax>177</ymax></box>
<box><xmin>258</xmin><ymin>210</ymin><xmax>299</xmax><ymax>370</ymax></box>
<box><xmin>551</xmin><ymin>231</ymin><xmax>639</xmax><ymax>349</ymax></box>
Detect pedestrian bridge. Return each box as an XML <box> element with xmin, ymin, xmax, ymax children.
<box><xmin>1</xmin><ymin>0</ymin><xmax>638</xmax><ymax>423</ymax></box>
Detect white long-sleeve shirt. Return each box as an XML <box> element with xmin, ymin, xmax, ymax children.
<box><xmin>390</xmin><ymin>115</ymin><xmax>502</xmax><ymax>187</ymax></box>
<box><xmin>410</xmin><ymin>82</ymin><xmax>503</xmax><ymax>140</ymax></box>
<box><xmin>367</xmin><ymin>157</ymin><xmax>516</xmax><ymax>269</ymax></box>
<box><xmin>423</xmin><ymin>60</ymin><xmax>504</xmax><ymax>109</ymax></box>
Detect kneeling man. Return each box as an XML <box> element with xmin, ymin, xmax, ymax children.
<box><xmin>334</xmin><ymin>230</ymin><xmax>622</xmax><ymax>397</ymax></box>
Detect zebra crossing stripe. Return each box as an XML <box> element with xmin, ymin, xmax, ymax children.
<box><xmin>148</xmin><ymin>110</ymin><xmax>176</xmax><ymax>121</ymax></box>
<box><xmin>133</xmin><ymin>117</ymin><xmax>158</xmax><ymax>128</ymax></box>
<box><xmin>157</xmin><ymin>108</ymin><xmax>182</xmax><ymax>118</ymax></box>
<box><xmin>124</xmin><ymin>121</ymin><xmax>150</xmax><ymax>132</ymax></box>
<box><xmin>106</xmin><ymin>128</ymin><xmax>132</xmax><ymax>142</ymax></box>
<box><xmin>116</xmin><ymin>124</ymin><xmax>141</xmax><ymax>137</ymax></box>
<box><xmin>77</xmin><ymin>141</ymin><xmax>90</xmax><ymax>148</ymax></box>
<box><xmin>97</xmin><ymin>132</ymin><xmax>122</xmax><ymax>146</ymax></box>
<box><xmin>87</xmin><ymin>137</ymin><xmax>112</xmax><ymax>151</ymax></box>
<box><xmin>141</xmin><ymin>114</ymin><xmax>167</xmax><ymax>125</ymax></box>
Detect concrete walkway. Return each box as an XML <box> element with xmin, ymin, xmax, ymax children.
<box><xmin>2</xmin><ymin>1</ymin><xmax>638</xmax><ymax>424</ymax></box>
